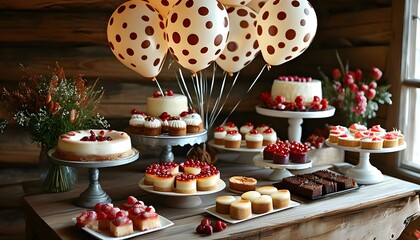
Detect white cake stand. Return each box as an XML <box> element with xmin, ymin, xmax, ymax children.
<box><xmin>325</xmin><ymin>140</ymin><xmax>407</xmax><ymax>184</ymax></box>
<box><xmin>130</xmin><ymin>130</ymin><xmax>207</xmax><ymax>163</ymax></box>
<box><xmin>138</xmin><ymin>178</ymin><xmax>225</xmax><ymax>208</ymax></box>
<box><xmin>207</xmin><ymin>139</ymin><xmax>264</xmax><ymax>164</ymax></box>
<box><xmin>255</xmin><ymin>106</ymin><xmax>335</xmax><ymax>142</ymax></box>
<box><xmin>253</xmin><ymin>154</ymin><xmax>312</xmax><ymax>181</ymax></box>
<box><xmin>48</xmin><ymin>148</ymin><xmax>140</xmax><ymax>208</ymax></box>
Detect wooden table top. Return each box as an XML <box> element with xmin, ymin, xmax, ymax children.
<box><xmin>23</xmin><ymin>157</ymin><xmax>420</xmax><ymax>240</ymax></box>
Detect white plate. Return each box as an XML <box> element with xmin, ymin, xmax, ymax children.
<box><xmin>325</xmin><ymin>140</ymin><xmax>407</xmax><ymax>153</ymax></box>
<box><xmin>255</xmin><ymin>105</ymin><xmax>336</xmax><ymax>119</ymax></box>
<box><xmin>72</xmin><ymin>215</ymin><xmax>174</xmax><ymax>240</ymax></box>
<box><xmin>204</xmin><ymin>200</ymin><xmax>300</xmax><ymax>224</ymax></box>
<box><xmin>207</xmin><ymin>140</ymin><xmax>265</xmax><ymax>153</ymax></box>
<box><xmin>138</xmin><ymin>178</ymin><xmax>226</xmax><ymax>196</ymax></box>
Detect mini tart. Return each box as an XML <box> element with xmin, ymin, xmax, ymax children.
<box><xmin>337</xmin><ymin>134</ymin><xmax>360</xmax><ymax>147</ymax></box>
<box><xmin>230</xmin><ymin>199</ymin><xmax>252</xmax><ymax>220</ymax></box>
<box><xmin>360</xmin><ymin>137</ymin><xmax>383</xmax><ymax>150</ymax></box>
<box><xmin>245</xmin><ymin>129</ymin><xmax>263</xmax><ymax>149</ymax></box>
<box><xmin>229</xmin><ymin>176</ymin><xmax>257</xmax><ymax>192</ymax></box>
<box><xmin>252</xmin><ymin>195</ymin><xmax>273</xmax><ymax>214</ymax></box>
<box><xmin>349</xmin><ymin>123</ymin><xmax>367</xmax><ymax>134</ymax></box>
<box><xmin>223</xmin><ymin>121</ymin><xmax>238</xmax><ymax>132</ymax></box>
<box><xmin>240</xmin><ymin>122</ymin><xmax>254</xmax><ymax>139</ymax></box>
<box><xmin>175</xmin><ymin>173</ymin><xmax>196</xmax><ymax>194</ymax></box>
<box><xmin>328</xmin><ymin>129</ymin><xmax>344</xmax><ymax>143</ymax></box>
<box><xmin>161</xmin><ymin>162</ymin><xmax>179</xmax><ymax>175</ymax></box>
<box><xmin>197</xmin><ymin>168</ymin><xmax>220</xmax><ymax>191</ymax></box>
<box><xmin>214</xmin><ymin>126</ymin><xmax>227</xmax><ymax>145</ymax></box>
<box><xmin>383</xmin><ymin>133</ymin><xmax>398</xmax><ymax>148</ymax></box>
<box><xmin>369</xmin><ymin>125</ymin><xmax>386</xmax><ymax>137</ymax></box>
<box><xmin>262</xmin><ymin>128</ymin><xmax>277</xmax><ymax>146</ymax></box>
<box><xmin>256</xmin><ymin>186</ymin><xmax>278</xmax><ymax>196</ymax></box>
<box><xmin>354</xmin><ymin>130</ymin><xmax>375</xmax><ymax>139</ymax></box>
<box><xmin>144</xmin><ymin>164</ymin><xmax>164</xmax><ymax>185</ymax></box>
<box><xmin>390</xmin><ymin>130</ymin><xmax>405</xmax><ymax>145</ymax></box>
<box><xmin>256</xmin><ymin>124</ymin><xmax>269</xmax><ymax>134</ymax></box>
<box><xmin>271</xmin><ymin>189</ymin><xmax>291</xmax><ymax>209</ymax></box>
<box><xmin>168</xmin><ymin>117</ymin><xmax>187</xmax><ymax>136</ymax></box>
<box><xmin>75</xmin><ymin>210</ymin><xmax>98</xmax><ymax>229</ymax></box>
<box><xmin>143</xmin><ymin>116</ymin><xmax>162</xmax><ymax>136</ymax></box>
<box><xmin>215</xmin><ymin>195</ymin><xmax>237</xmax><ymax>214</ymax></box>
<box><xmin>153</xmin><ymin>172</ymin><xmax>175</xmax><ymax>192</ymax></box>
<box><xmin>224</xmin><ymin>130</ymin><xmax>242</xmax><ymax>148</ymax></box>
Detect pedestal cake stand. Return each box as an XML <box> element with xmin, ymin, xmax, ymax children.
<box><xmin>138</xmin><ymin>178</ymin><xmax>225</xmax><ymax>208</ymax></box>
<box><xmin>253</xmin><ymin>154</ymin><xmax>312</xmax><ymax>181</ymax></box>
<box><xmin>256</xmin><ymin>106</ymin><xmax>335</xmax><ymax>142</ymax></box>
<box><xmin>48</xmin><ymin>148</ymin><xmax>139</xmax><ymax>208</ymax></box>
<box><xmin>130</xmin><ymin>130</ymin><xmax>207</xmax><ymax>163</ymax></box>
<box><xmin>325</xmin><ymin>140</ymin><xmax>406</xmax><ymax>184</ymax></box>
<box><xmin>207</xmin><ymin>140</ymin><xmax>264</xmax><ymax>164</ymax></box>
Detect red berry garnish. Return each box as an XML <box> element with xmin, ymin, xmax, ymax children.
<box><xmin>131</xmin><ymin>109</ymin><xmax>140</xmax><ymax>114</ymax></box>
<box><xmin>196</xmin><ymin>224</ymin><xmax>206</xmax><ymax>234</ymax></box>
<box><xmin>294</xmin><ymin>96</ymin><xmax>304</xmax><ymax>105</ymax></box>
<box><xmin>204</xmin><ymin>225</ymin><xmax>213</xmax><ymax>235</ymax></box>
<box><xmin>213</xmin><ymin>220</ymin><xmax>227</xmax><ymax>232</ymax></box>
<box><xmin>201</xmin><ymin>218</ymin><xmax>212</xmax><ymax>226</ymax></box>
<box><xmin>127</xmin><ymin>196</ymin><xmax>137</xmax><ymax>205</ymax></box>
<box><xmin>152</xmin><ymin>91</ymin><xmax>162</xmax><ymax>98</ymax></box>
<box><xmin>166</xmin><ymin>89</ymin><xmax>174</xmax><ymax>96</ymax></box>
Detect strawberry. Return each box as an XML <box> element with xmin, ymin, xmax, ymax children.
<box><xmin>213</xmin><ymin>220</ymin><xmax>227</xmax><ymax>232</ymax></box>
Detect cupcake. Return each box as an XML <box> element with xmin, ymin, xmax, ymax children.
<box><xmin>129</xmin><ymin>110</ymin><xmax>146</xmax><ymax>134</ymax></box>
<box><xmin>383</xmin><ymin>132</ymin><xmax>398</xmax><ymax>148</ymax></box>
<box><xmin>245</xmin><ymin>129</ymin><xmax>263</xmax><ymax>149</ymax></box>
<box><xmin>329</xmin><ymin>125</ymin><xmax>348</xmax><ymax>133</ymax></box>
<box><xmin>182</xmin><ymin>111</ymin><xmax>203</xmax><ymax>133</ymax></box>
<box><xmin>360</xmin><ymin>137</ymin><xmax>383</xmax><ymax>150</ymax></box>
<box><xmin>348</xmin><ymin>123</ymin><xmax>367</xmax><ymax>134</ymax></box>
<box><xmin>168</xmin><ymin>116</ymin><xmax>187</xmax><ymax>136</ymax></box>
<box><xmin>158</xmin><ymin>112</ymin><xmax>171</xmax><ymax>133</ymax></box>
<box><xmin>273</xmin><ymin>148</ymin><xmax>289</xmax><ymax>164</ymax></box>
<box><xmin>328</xmin><ymin>129</ymin><xmax>345</xmax><ymax>143</ymax></box>
<box><xmin>143</xmin><ymin>116</ymin><xmax>162</xmax><ymax>136</ymax></box>
<box><xmin>262</xmin><ymin>128</ymin><xmax>277</xmax><ymax>146</ymax></box>
<box><xmin>240</xmin><ymin>122</ymin><xmax>254</xmax><ymax>139</ymax></box>
<box><xmin>224</xmin><ymin>130</ymin><xmax>242</xmax><ymax>148</ymax></box>
<box><xmin>369</xmin><ymin>125</ymin><xmax>386</xmax><ymax>137</ymax></box>
<box><xmin>289</xmin><ymin>141</ymin><xmax>310</xmax><ymax>163</ymax></box>
<box><xmin>223</xmin><ymin>121</ymin><xmax>238</xmax><ymax>132</ymax></box>
<box><xmin>263</xmin><ymin>144</ymin><xmax>278</xmax><ymax>160</ymax></box>
<box><xmin>213</xmin><ymin>126</ymin><xmax>227</xmax><ymax>145</ymax></box>
<box><xmin>256</xmin><ymin>124</ymin><xmax>269</xmax><ymax>134</ymax></box>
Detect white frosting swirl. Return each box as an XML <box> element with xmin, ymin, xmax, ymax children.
<box><xmin>225</xmin><ymin>132</ymin><xmax>241</xmax><ymax>141</ymax></box>
<box><xmin>129</xmin><ymin>114</ymin><xmax>145</xmax><ymax>126</ymax></box>
<box><xmin>245</xmin><ymin>132</ymin><xmax>263</xmax><ymax>141</ymax></box>
<box><xmin>169</xmin><ymin>119</ymin><xmax>186</xmax><ymax>128</ymax></box>
<box><xmin>143</xmin><ymin>118</ymin><xmax>161</xmax><ymax>128</ymax></box>
<box><xmin>183</xmin><ymin>113</ymin><xmax>202</xmax><ymax>126</ymax></box>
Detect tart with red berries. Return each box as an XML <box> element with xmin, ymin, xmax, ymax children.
<box><xmin>175</xmin><ymin>173</ymin><xmax>197</xmax><ymax>194</ymax></box>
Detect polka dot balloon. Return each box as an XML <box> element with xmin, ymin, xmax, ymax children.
<box><xmin>216</xmin><ymin>5</ymin><xmax>260</xmax><ymax>75</ymax></box>
<box><xmin>107</xmin><ymin>0</ymin><xmax>168</xmax><ymax>79</ymax></box>
<box><xmin>256</xmin><ymin>0</ymin><xmax>317</xmax><ymax>66</ymax></box>
<box><xmin>219</xmin><ymin>0</ymin><xmax>252</xmax><ymax>6</ymax></box>
<box><xmin>166</xmin><ymin>0</ymin><xmax>230</xmax><ymax>75</ymax></box>
<box><xmin>149</xmin><ymin>0</ymin><xmax>178</xmax><ymax>18</ymax></box>
<box><xmin>246</xmin><ymin>0</ymin><xmax>267</xmax><ymax>13</ymax></box>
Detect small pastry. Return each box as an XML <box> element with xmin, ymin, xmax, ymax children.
<box><xmin>224</xmin><ymin>130</ymin><xmax>242</xmax><ymax>148</ymax></box>
<box><xmin>240</xmin><ymin>122</ymin><xmax>254</xmax><ymax>139</ymax></box>
<box><xmin>262</xmin><ymin>128</ymin><xmax>277</xmax><ymax>146</ymax></box>
<box><xmin>245</xmin><ymin>129</ymin><xmax>263</xmax><ymax>149</ymax></box>
<box><xmin>213</xmin><ymin>126</ymin><xmax>227</xmax><ymax>145</ymax></box>
<box><xmin>349</xmin><ymin>123</ymin><xmax>367</xmax><ymax>134</ymax></box>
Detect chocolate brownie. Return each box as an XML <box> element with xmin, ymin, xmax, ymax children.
<box><xmin>280</xmin><ymin>176</ymin><xmax>323</xmax><ymax>198</ymax></box>
<box><xmin>313</xmin><ymin>170</ymin><xmax>357</xmax><ymax>191</ymax></box>
<box><xmin>299</xmin><ymin>173</ymin><xmax>337</xmax><ymax>194</ymax></box>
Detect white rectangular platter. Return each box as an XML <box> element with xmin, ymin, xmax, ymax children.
<box><xmin>204</xmin><ymin>200</ymin><xmax>300</xmax><ymax>224</ymax></box>
<box><xmin>72</xmin><ymin>215</ymin><xmax>174</xmax><ymax>240</ymax></box>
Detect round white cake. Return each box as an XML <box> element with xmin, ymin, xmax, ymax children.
<box><xmin>56</xmin><ymin>129</ymin><xmax>133</xmax><ymax>161</ymax></box>
<box><xmin>271</xmin><ymin>79</ymin><xmax>322</xmax><ymax>103</ymax></box>
<box><xmin>146</xmin><ymin>94</ymin><xmax>188</xmax><ymax>117</ymax></box>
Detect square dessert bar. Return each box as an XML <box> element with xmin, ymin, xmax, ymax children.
<box><xmin>313</xmin><ymin>170</ymin><xmax>358</xmax><ymax>191</ymax></box>
<box><xmin>298</xmin><ymin>173</ymin><xmax>337</xmax><ymax>194</ymax></box>
<box><xmin>279</xmin><ymin>176</ymin><xmax>323</xmax><ymax>199</ymax></box>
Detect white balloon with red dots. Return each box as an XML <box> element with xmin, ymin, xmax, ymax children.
<box><xmin>216</xmin><ymin>5</ymin><xmax>260</xmax><ymax>75</ymax></box>
<box><xmin>256</xmin><ymin>0</ymin><xmax>317</xmax><ymax>66</ymax></box>
<box><xmin>149</xmin><ymin>0</ymin><xmax>178</xmax><ymax>18</ymax></box>
<box><xmin>166</xmin><ymin>0</ymin><xmax>230</xmax><ymax>75</ymax></box>
<box><xmin>107</xmin><ymin>0</ymin><xmax>168</xmax><ymax>79</ymax></box>
<box><xmin>246</xmin><ymin>0</ymin><xmax>267</xmax><ymax>13</ymax></box>
<box><xmin>219</xmin><ymin>0</ymin><xmax>252</xmax><ymax>6</ymax></box>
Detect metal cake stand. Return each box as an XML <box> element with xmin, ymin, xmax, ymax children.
<box><xmin>130</xmin><ymin>130</ymin><xmax>207</xmax><ymax>163</ymax></box>
<box><xmin>326</xmin><ymin>140</ymin><xmax>407</xmax><ymax>184</ymax></box>
<box><xmin>256</xmin><ymin>105</ymin><xmax>335</xmax><ymax>142</ymax></box>
<box><xmin>48</xmin><ymin>148</ymin><xmax>139</xmax><ymax>208</ymax></box>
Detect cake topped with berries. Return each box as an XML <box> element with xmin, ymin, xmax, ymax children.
<box><xmin>271</xmin><ymin>76</ymin><xmax>323</xmax><ymax>104</ymax></box>
<box><xmin>56</xmin><ymin>129</ymin><xmax>133</xmax><ymax>161</ymax></box>
<box><xmin>146</xmin><ymin>89</ymin><xmax>188</xmax><ymax>117</ymax></box>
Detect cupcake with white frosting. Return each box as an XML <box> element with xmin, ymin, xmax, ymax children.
<box><xmin>224</xmin><ymin>130</ymin><xmax>242</xmax><ymax>148</ymax></box>
<box><xmin>182</xmin><ymin>112</ymin><xmax>203</xmax><ymax>133</ymax></box>
<box><xmin>245</xmin><ymin>129</ymin><xmax>263</xmax><ymax>149</ymax></box>
<box><xmin>214</xmin><ymin>126</ymin><xmax>227</xmax><ymax>145</ymax></box>
<box><xmin>129</xmin><ymin>110</ymin><xmax>147</xmax><ymax>134</ymax></box>
<box><xmin>240</xmin><ymin>122</ymin><xmax>254</xmax><ymax>139</ymax></box>
<box><xmin>262</xmin><ymin>128</ymin><xmax>277</xmax><ymax>146</ymax></box>
<box><xmin>168</xmin><ymin>116</ymin><xmax>187</xmax><ymax>136</ymax></box>
<box><xmin>143</xmin><ymin>116</ymin><xmax>162</xmax><ymax>136</ymax></box>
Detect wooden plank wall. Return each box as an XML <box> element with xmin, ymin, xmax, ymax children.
<box><xmin>0</xmin><ymin>0</ymin><xmax>397</xmax><ymax>165</ymax></box>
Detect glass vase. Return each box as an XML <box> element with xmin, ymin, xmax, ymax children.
<box><xmin>39</xmin><ymin>146</ymin><xmax>77</xmax><ymax>193</ymax></box>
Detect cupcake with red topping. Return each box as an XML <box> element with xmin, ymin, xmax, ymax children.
<box><xmin>349</xmin><ymin>122</ymin><xmax>367</xmax><ymax>134</ymax></box>
<box><xmin>168</xmin><ymin>116</ymin><xmax>187</xmax><ymax>136</ymax></box>
<box><xmin>263</xmin><ymin>143</ymin><xmax>278</xmax><ymax>160</ymax></box>
<box><xmin>223</xmin><ymin>121</ymin><xmax>238</xmax><ymax>132</ymax></box>
<box><xmin>354</xmin><ymin>130</ymin><xmax>375</xmax><ymax>139</ymax></box>
<box><xmin>289</xmin><ymin>141</ymin><xmax>310</xmax><ymax>163</ymax></box>
<box><xmin>273</xmin><ymin>148</ymin><xmax>289</xmax><ymax>164</ymax></box>
<box><xmin>245</xmin><ymin>129</ymin><xmax>263</xmax><ymax>149</ymax></box>
<box><xmin>143</xmin><ymin>116</ymin><xmax>162</xmax><ymax>136</ymax></box>
<box><xmin>213</xmin><ymin>126</ymin><xmax>227</xmax><ymax>145</ymax></box>
<box><xmin>224</xmin><ymin>130</ymin><xmax>242</xmax><ymax>148</ymax></box>
<box><xmin>262</xmin><ymin>128</ymin><xmax>277</xmax><ymax>146</ymax></box>
<box><xmin>240</xmin><ymin>122</ymin><xmax>254</xmax><ymax>139</ymax></box>
<box><xmin>181</xmin><ymin>109</ymin><xmax>203</xmax><ymax>133</ymax></box>
<box><xmin>369</xmin><ymin>125</ymin><xmax>386</xmax><ymax>137</ymax></box>
<box><xmin>256</xmin><ymin>124</ymin><xmax>269</xmax><ymax>134</ymax></box>
<box><xmin>158</xmin><ymin>112</ymin><xmax>171</xmax><ymax>133</ymax></box>
<box><xmin>390</xmin><ymin>129</ymin><xmax>405</xmax><ymax>145</ymax></box>
<box><xmin>129</xmin><ymin>109</ymin><xmax>147</xmax><ymax>135</ymax></box>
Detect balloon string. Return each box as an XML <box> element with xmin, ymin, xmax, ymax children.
<box><xmin>153</xmin><ymin>78</ymin><xmax>165</xmax><ymax>96</ymax></box>
<box><xmin>209</xmin><ymin>71</ymin><xmax>228</xmax><ymax>128</ymax></box>
<box><xmin>222</xmin><ymin>64</ymin><xmax>267</xmax><ymax>123</ymax></box>
<box><xmin>205</xmin><ymin>63</ymin><xmax>217</xmax><ymax>129</ymax></box>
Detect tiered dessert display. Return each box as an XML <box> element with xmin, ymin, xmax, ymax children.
<box><xmin>256</xmin><ymin>76</ymin><xmax>336</xmax><ymax>142</ymax></box>
<box><xmin>138</xmin><ymin>159</ymin><xmax>225</xmax><ymax>208</ymax></box>
<box><xmin>49</xmin><ymin>130</ymin><xmax>139</xmax><ymax>207</ymax></box>
<box><xmin>129</xmin><ymin>90</ymin><xmax>207</xmax><ymax>163</ymax></box>
<box><xmin>253</xmin><ymin>76</ymin><xmax>334</xmax><ymax>179</ymax></box>
<box><xmin>326</xmin><ymin>125</ymin><xmax>406</xmax><ymax>184</ymax></box>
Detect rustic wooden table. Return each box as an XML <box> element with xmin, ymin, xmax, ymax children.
<box><xmin>23</xmin><ymin>156</ymin><xmax>420</xmax><ymax>240</ymax></box>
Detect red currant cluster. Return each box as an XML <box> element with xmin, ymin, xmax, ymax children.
<box><xmin>196</xmin><ymin>218</ymin><xmax>227</xmax><ymax>235</ymax></box>
<box><xmin>260</xmin><ymin>92</ymin><xmax>329</xmax><ymax>111</ymax></box>
<box><xmin>152</xmin><ymin>89</ymin><xmax>174</xmax><ymax>98</ymax></box>
<box><xmin>306</xmin><ymin>134</ymin><xmax>325</xmax><ymax>149</ymax></box>
<box><xmin>289</xmin><ymin>141</ymin><xmax>312</xmax><ymax>154</ymax></box>
<box><xmin>278</xmin><ymin>75</ymin><xmax>313</xmax><ymax>82</ymax></box>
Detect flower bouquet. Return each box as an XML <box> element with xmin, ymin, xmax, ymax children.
<box><xmin>319</xmin><ymin>51</ymin><xmax>392</xmax><ymax>126</ymax></box>
<box><xmin>1</xmin><ymin>63</ymin><xmax>109</xmax><ymax>192</ymax></box>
